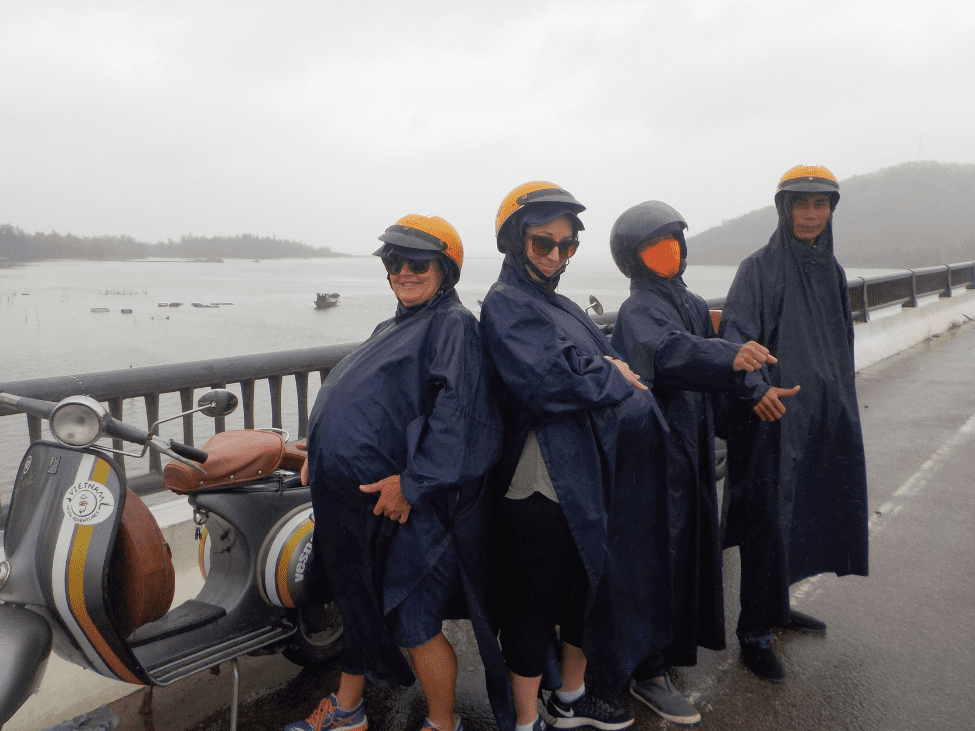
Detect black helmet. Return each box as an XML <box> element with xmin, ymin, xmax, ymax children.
<box><xmin>610</xmin><ymin>200</ymin><xmax>688</xmax><ymax>278</ymax></box>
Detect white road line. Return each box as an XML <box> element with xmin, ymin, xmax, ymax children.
<box><xmin>792</xmin><ymin>411</ymin><xmax>975</xmax><ymax>605</ymax></box>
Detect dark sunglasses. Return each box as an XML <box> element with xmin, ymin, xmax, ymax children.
<box><xmin>529</xmin><ymin>234</ymin><xmax>579</xmax><ymax>259</ymax></box>
<box><xmin>382</xmin><ymin>254</ymin><xmax>435</xmax><ymax>275</ymax></box>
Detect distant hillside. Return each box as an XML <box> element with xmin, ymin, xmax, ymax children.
<box><xmin>688</xmin><ymin>162</ymin><xmax>975</xmax><ymax>269</ymax></box>
<box><xmin>0</xmin><ymin>227</ymin><xmax>349</xmax><ymax>262</ymax></box>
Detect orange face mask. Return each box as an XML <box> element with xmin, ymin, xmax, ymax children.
<box><xmin>638</xmin><ymin>237</ymin><xmax>682</xmax><ymax>278</ymax></box>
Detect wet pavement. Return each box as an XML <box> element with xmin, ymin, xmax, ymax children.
<box><xmin>49</xmin><ymin>321</ymin><xmax>975</xmax><ymax>731</ymax></box>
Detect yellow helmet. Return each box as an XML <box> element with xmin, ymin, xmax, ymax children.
<box><xmin>374</xmin><ymin>214</ymin><xmax>464</xmax><ymax>289</ymax></box>
<box><xmin>777</xmin><ymin>164</ymin><xmax>839</xmax><ymax>194</ymax></box>
<box><xmin>775</xmin><ymin>164</ymin><xmax>840</xmax><ymax>217</ymax></box>
<box><xmin>494</xmin><ymin>181</ymin><xmax>586</xmax><ymax>245</ymax></box>
<box><xmin>375</xmin><ymin>213</ymin><xmax>463</xmax><ymax>269</ymax></box>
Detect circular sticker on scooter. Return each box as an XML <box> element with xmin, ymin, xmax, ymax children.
<box><xmin>62</xmin><ymin>481</ymin><xmax>116</xmax><ymax>526</ymax></box>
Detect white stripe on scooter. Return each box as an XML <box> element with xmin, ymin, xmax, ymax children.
<box><xmin>264</xmin><ymin>506</ymin><xmax>314</xmax><ymax>607</ymax></box>
<box><xmin>51</xmin><ymin>453</ymin><xmax>117</xmax><ymax>679</ymax></box>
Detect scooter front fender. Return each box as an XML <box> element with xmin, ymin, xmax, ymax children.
<box><xmin>0</xmin><ymin>604</ymin><xmax>53</xmax><ymax>728</ymax></box>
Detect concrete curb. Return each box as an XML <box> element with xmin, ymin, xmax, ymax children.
<box><xmin>853</xmin><ymin>288</ymin><xmax>975</xmax><ymax>371</ymax></box>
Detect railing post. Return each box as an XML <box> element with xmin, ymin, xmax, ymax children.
<box><xmin>108</xmin><ymin>398</ymin><xmax>126</xmax><ymax>479</ymax></box>
<box><xmin>144</xmin><ymin>393</ymin><xmax>161</xmax><ymax>475</ymax></box>
<box><xmin>27</xmin><ymin>414</ymin><xmax>42</xmax><ymax>444</ymax></box>
<box><xmin>854</xmin><ymin>278</ymin><xmax>869</xmax><ymax>323</ymax></box>
<box><xmin>863</xmin><ymin>278</ymin><xmax>871</xmax><ymax>323</ymax></box>
<box><xmin>296</xmin><ymin>372</ymin><xmax>309</xmax><ymax>440</ymax></box>
<box><xmin>967</xmin><ymin>261</ymin><xmax>975</xmax><ymax>290</ymax></box>
<box><xmin>180</xmin><ymin>388</ymin><xmax>195</xmax><ymax>446</ymax></box>
<box><xmin>269</xmin><ymin>375</ymin><xmax>283</xmax><ymax>430</ymax></box>
<box><xmin>241</xmin><ymin>380</ymin><xmax>255</xmax><ymax>430</ymax></box>
<box><xmin>211</xmin><ymin>383</ymin><xmax>228</xmax><ymax>433</ymax></box>
<box><xmin>940</xmin><ymin>264</ymin><xmax>952</xmax><ymax>297</ymax></box>
<box><xmin>904</xmin><ymin>269</ymin><xmax>919</xmax><ymax>308</ymax></box>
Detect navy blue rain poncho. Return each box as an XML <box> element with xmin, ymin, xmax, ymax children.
<box><xmin>718</xmin><ymin>212</ymin><xmax>869</xmax><ymax>629</ymax></box>
<box><xmin>480</xmin><ymin>253</ymin><xmax>672</xmax><ymax>691</ymax></box>
<box><xmin>306</xmin><ymin>287</ymin><xmax>511</xmax><ymax>726</ymax></box>
<box><xmin>611</xmin><ymin>268</ymin><xmax>767</xmax><ymax>666</ymax></box>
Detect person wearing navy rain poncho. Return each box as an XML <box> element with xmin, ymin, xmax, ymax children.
<box><xmin>479</xmin><ymin>182</ymin><xmax>671</xmax><ymax>731</ymax></box>
<box><xmin>609</xmin><ymin>200</ymin><xmax>794</xmax><ymax>725</ymax></box>
<box><xmin>287</xmin><ymin>215</ymin><xmax>509</xmax><ymax>731</ymax></box>
<box><xmin>719</xmin><ymin>165</ymin><xmax>869</xmax><ymax>683</ymax></box>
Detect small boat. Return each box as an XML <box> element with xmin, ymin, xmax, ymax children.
<box><xmin>315</xmin><ymin>292</ymin><xmax>340</xmax><ymax>310</ymax></box>
<box><xmin>169</xmin><ymin>302</ymin><xmax>183</xmax><ymax>307</ymax></box>
<box><xmin>158</xmin><ymin>303</ymin><xmax>169</xmax><ymax>307</ymax></box>
<box><xmin>91</xmin><ymin>307</ymin><xmax>109</xmax><ymax>313</ymax></box>
<box><xmin>192</xmin><ymin>302</ymin><xmax>219</xmax><ymax>308</ymax></box>
<box><xmin>121</xmin><ymin>309</ymin><xmax>133</xmax><ymax>314</ymax></box>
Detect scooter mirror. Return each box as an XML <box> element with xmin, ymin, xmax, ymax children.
<box><xmin>198</xmin><ymin>389</ymin><xmax>239</xmax><ymax>418</ymax></box>
<box><xmin>587</xmin><ymin>295</ymin><xmax>604</xmax><ymax>317</ymax></box>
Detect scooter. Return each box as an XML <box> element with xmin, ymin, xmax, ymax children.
<box><xmin>0</xmin><ymin>389</ymin><xmax>341</xmax><ymax>730</ymax></box>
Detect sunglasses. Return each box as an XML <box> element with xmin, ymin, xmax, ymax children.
<box><xmin>382</xmin><ymin>254</ymin><xmax>435</xmax><ymax>275</ymax></box>
<box><xmin>529</xmin><ymin>234</ymin><xmax>579</xmax><ymax>259</ymax></box>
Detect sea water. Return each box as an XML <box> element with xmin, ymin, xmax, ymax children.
<box><xmin>0</xmin><ymin>256</ymin><xmax>744</xmax><ymax>382</ymax></box>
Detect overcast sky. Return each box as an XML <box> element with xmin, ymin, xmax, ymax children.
<box><xmin>3</xmin><ymin>1</ymin><xmax>973</xmax><ymax>259</ymax></box>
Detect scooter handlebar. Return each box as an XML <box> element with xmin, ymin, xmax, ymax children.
<box><xmin>2</xmin><ymin>391</ymin><xmax>208</xmax><ymax>467</ymax></box>
<box><xmin>169</xmin><ymin>441</ymin><xmax>208</xmax><ymax>464</ymax></box>
<box><xmin>0</xmin><ymin>392</ymin><xmax>56</xmax><ymax>420</ymax></box>
<box><xmin>105</xmin><ymin>418</ymin><xmax>151</xmax><ymax>446</ymax></box>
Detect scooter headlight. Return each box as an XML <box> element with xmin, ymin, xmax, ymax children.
<box><xmin>50</xmin><ymin>396</ymin><xmax>111</xmax><ymax>447</ymax></box>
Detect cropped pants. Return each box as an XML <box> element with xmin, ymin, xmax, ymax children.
<box><xmin>498</xmin><ymin>492</ymin><xmax>588</xmax><ymax>678</ymax></box>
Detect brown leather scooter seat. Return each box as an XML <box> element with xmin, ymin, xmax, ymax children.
<box><xmin>108</xmin><ymin>489</ymin><xmax>177</xmax><ymax>639</ymax></box>
<box><xmin>163</xmin><ymin>430</ymin><xmax>307</xmax><ymax>494</ymax></box>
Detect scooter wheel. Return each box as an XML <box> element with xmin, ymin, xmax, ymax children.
<box><xmin>283</xmin><ymin>601</ymin><xmax>343</xmax><ymax>667</ymax></box>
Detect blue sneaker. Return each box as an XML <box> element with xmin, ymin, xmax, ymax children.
<box><xmin>544</xmin><ymin>692</ymin><xmax>634</xmax><ymax>730</ymax></box>
<box><xmin>284</xmin><ymin>694</ymin><xmax>368</xmax><ymax>731</ymax></box>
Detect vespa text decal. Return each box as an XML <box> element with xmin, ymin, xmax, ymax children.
<box><xmin>295</xmin><ymin>542</ymin><xmax>313</xmax><ymax>583</ymax></box>
<box><xmin>62</xmin><ymin>481</ymin><xmax>116</xmax><ymax>525</ymax></box>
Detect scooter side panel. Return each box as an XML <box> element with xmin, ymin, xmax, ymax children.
<box><xmin>31</xmin><ymin>445</ymin><xmax>150</xmax><ymax>685</ymax></box>
<box><xmin>130</xmin><ymin>481</ymin><xmax>311</xmax><ymax>677</ymax></box>
<box><xmin>259</xmin><ymin>505</ymin><xmax>322</xmax><ymax>608</ymax></box>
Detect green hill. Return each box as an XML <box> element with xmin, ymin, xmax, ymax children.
<box><xmin>0</xmin><ymin>228</ymin><xmax>347</xmax><ymax>262</ymax></box>
<box><xmin>688</xmin><ymin>161</ymin><xmax>975</xmax><ymax>269</ymax></box>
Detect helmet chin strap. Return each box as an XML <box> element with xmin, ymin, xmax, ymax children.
<box><xmin>520</xmin><ymin>250</ymin><xmax>569</xmax><ymax>283</ymax></box>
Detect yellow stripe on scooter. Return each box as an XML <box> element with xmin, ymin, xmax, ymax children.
<box><xmin>65</xmin><ymin>458</ymin><xmax>142</xmax><ymax>685</ymax></box>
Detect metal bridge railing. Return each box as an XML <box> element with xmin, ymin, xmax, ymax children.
<box><xmin>0</xmin><ymin>343</ymin><xmax>357</xmax><ymax>513</ymax></box>
<box><xmin>2</xmin><ymin>262</ymin><xmax>974</xmax><ymax>518</ymax></box>
<box><xmin>846</xmin><ymin>261</ymin><xmax>975</xmax><ymax>323</ymax></box>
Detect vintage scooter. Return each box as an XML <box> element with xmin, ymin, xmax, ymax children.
<box><xmin>0</xmin><ymin>389</ymin><xmax>341</xmax><ymax>730</ymax></box>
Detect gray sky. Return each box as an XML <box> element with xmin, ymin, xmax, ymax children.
<box><xmin>3</xmin><ymin>0</ymin><xmax>973</xmax><ymax>260</ymax></box>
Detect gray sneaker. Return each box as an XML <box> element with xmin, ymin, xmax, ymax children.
<box><xmin>629</xmin><ymin>676</ymin><xmax>701</xmax><ymax>726</ymax></box>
